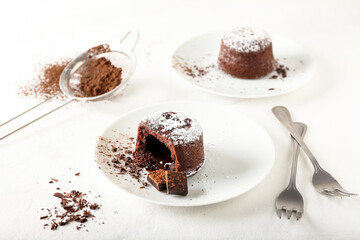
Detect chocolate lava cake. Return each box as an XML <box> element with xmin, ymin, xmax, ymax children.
<box><xmin>133</xmin><ymin>111</ymin><xmax>205</xmax><ymax>176</ymax></box>
<box><xmin>218</xmin><ymin>27</ymin><xmax>276</xmax><ymax>79</ymax></box>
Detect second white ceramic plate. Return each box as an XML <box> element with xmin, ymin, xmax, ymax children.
<box><xmin>171</xmin><ymin>32</ymin><xmax>316</xmax><ymax>98</ymax></box>
<box><xmin>95</xmin><ymin>102</ymin><xmax>274</xmax><ymax>206</ymax></box>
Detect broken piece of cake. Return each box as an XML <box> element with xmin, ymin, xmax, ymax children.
<box><xmin>147</xmin><ymin>169</ymin><xmax>167</xmax><ymax>191</ymax></box>
<box><xmin>165</xmin><ymin>171</ymin><xmax>188</xmax><ymax>196</ymax></box>
<box><xmin>147</xmin><ymin>169</ymin><xmax>188</xmax><ymax>196</ymax></box>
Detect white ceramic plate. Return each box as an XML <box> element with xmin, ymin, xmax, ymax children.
<box><xmin>95</xmin><ymin>102</ymin><xmax>275</xmax><ymax>206</ymax></box>
<box><xmin>171</xmin><ymin>32</ymin><xmax>316</xmax><ymax>98</ymax></box>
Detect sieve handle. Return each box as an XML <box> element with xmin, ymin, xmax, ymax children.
<box><xmin>120</xmin><ymin>30</ymin><xmax>140</xmax><ymax>51</ymax></box>
<box><xmin>0</xmin><ymin>97</ymin><xmax>74</xmax><ymax>141</ymax></box>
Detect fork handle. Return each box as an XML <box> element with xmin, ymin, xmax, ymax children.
<box><xmin>272</xmin><ymin>106</ymin><xmax>323</xmax><ymax>172</ymax></box>
<box><xmin>289</xmin><ymin>123</ymin><xmax>307</xmax><ymax>187</ymax></box>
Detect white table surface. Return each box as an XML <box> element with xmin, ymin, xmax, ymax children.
<box><xmin>1</xmin><ymin>0</ymin><xmax>360</xmax><ymax>239</ymax></box>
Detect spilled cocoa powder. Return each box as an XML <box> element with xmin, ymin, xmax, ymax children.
<box><xmin>19</xmin><ymin>59</ymin><xmax>71</xmax><ymax>99</ymax></box>
<box><xmin>19</xmin><ymin>44</ymin><xmax>121</xmax><ymax>99</ymax></box>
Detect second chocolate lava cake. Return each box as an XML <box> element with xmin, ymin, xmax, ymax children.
<box><xmin>218</xmin><ymin>26</ymin><xmax>276</xmax><ymax>79</ymax></box>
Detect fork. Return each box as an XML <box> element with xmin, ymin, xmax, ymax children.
<box><xmin>272</xmin><ymin>106</ymin><xmax>357</xmax><ymax>197</ymax></box>
<box><xmin>275</xmin><ymin>122</ymin><xmax>307</xmax><ymax>220</ymax></box>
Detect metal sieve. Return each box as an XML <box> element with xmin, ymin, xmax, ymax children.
<box><xmin>0</xmin><ymin>31</ymin><xmax>139</xmax><ymax>140</ymax></box>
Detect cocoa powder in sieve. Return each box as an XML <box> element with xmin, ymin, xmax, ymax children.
<box><xmin>87</xmin><ymin>44</ymin><xmax>111</xmax><ymax>58</ymax></box>
<box><xmin>74</xmin><ymin>57</ymin><xmax>123</xmax><ymax>97</ymax></box>
<box><xmin>19</xmin><ymin>44</ymin><xmax>121</xmax><ymax>99</ymax></box>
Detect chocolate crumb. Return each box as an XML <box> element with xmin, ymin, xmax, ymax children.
<box><xmin>274</xmin><ymin>64</ymin><xmax>288</xmax><ymax>78</ymax></box>
<box><xmin>75</xmin><ymin>172</ymin><xmax>80</xmax><ymax>176</ymax></box>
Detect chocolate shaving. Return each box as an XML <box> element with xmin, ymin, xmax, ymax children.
<box><xmin>96</xmin><ymin>135</ymin><xmax>148</xmax><ymax>187</ymax></box>
<box><xmin>51</xmin><ymin>222</ymin><xmax>58</xmax><ymax>230</ymax></box>
<box><xmin>90</xmin><ymin>204</ymin><xmax>99</xmax><ymax>210</ymax></box>
<box><xmin>42</xmin><ymin>190</ymin><xmax>101</xmax><ymax>230</ymax></box>
<box><xmin>53</xmin><ymin>193</ymin><xmax>63</xmax><ymax>198</ymax></box>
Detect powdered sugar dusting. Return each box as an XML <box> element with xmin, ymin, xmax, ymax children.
<box><xmin>222</xmin><ymin>27</ymin><xmax>271</xmax><ymax>53</ymax></box>
<box><xmin>141</xmin><ymin>112</ymin><xmax>203</xmax><ymax>145</ymax></box>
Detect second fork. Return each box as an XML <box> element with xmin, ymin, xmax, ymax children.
<box><xmin>275</xmin><ymin>122</ymin><xmax>307</xmax><ymax>220</ymax></box>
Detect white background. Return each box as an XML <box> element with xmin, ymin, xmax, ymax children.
<box><xmin>1</xmin><ymin>0</ymin><xmax>360</xmax><ymax>239</ymax></box>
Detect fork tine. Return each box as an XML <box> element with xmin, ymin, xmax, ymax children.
<box><xmin>322</xmin><ymin>190</ymin><xmax>336</xmax><ymax>197</ymax></box>
<box><xmin>295</xmin><ymin>212</ymin><xmax>302</xmax><ymax>220</ymax></box>
<box><xmin>276</xmin><ymin>209</ymin><xmax>282</xmax><ymax>219</ymax></box>
<box><xmin>332</xmin><ymin>190</ymin><xmax>352</xmax><ymax>197</ymax></box>
<box><xmin>286</xmin><ymin>210</ymin><xmax>293</xmax><ymax>219</ymax></box>
<box><xmin>324</xmin><ymin>189</ymin><xmax>354</xmax><ymax>197</ymax></box>
<box><xmin>335</xmin><ymin>189</ymin><xmax>357</xmax><ymax>196</ymax></box>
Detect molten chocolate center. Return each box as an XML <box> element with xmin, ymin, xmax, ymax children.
<box><xmin>145</xmin><ymin>135</ymin><xmax>174</xmax><ymax>171</ymax></box>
